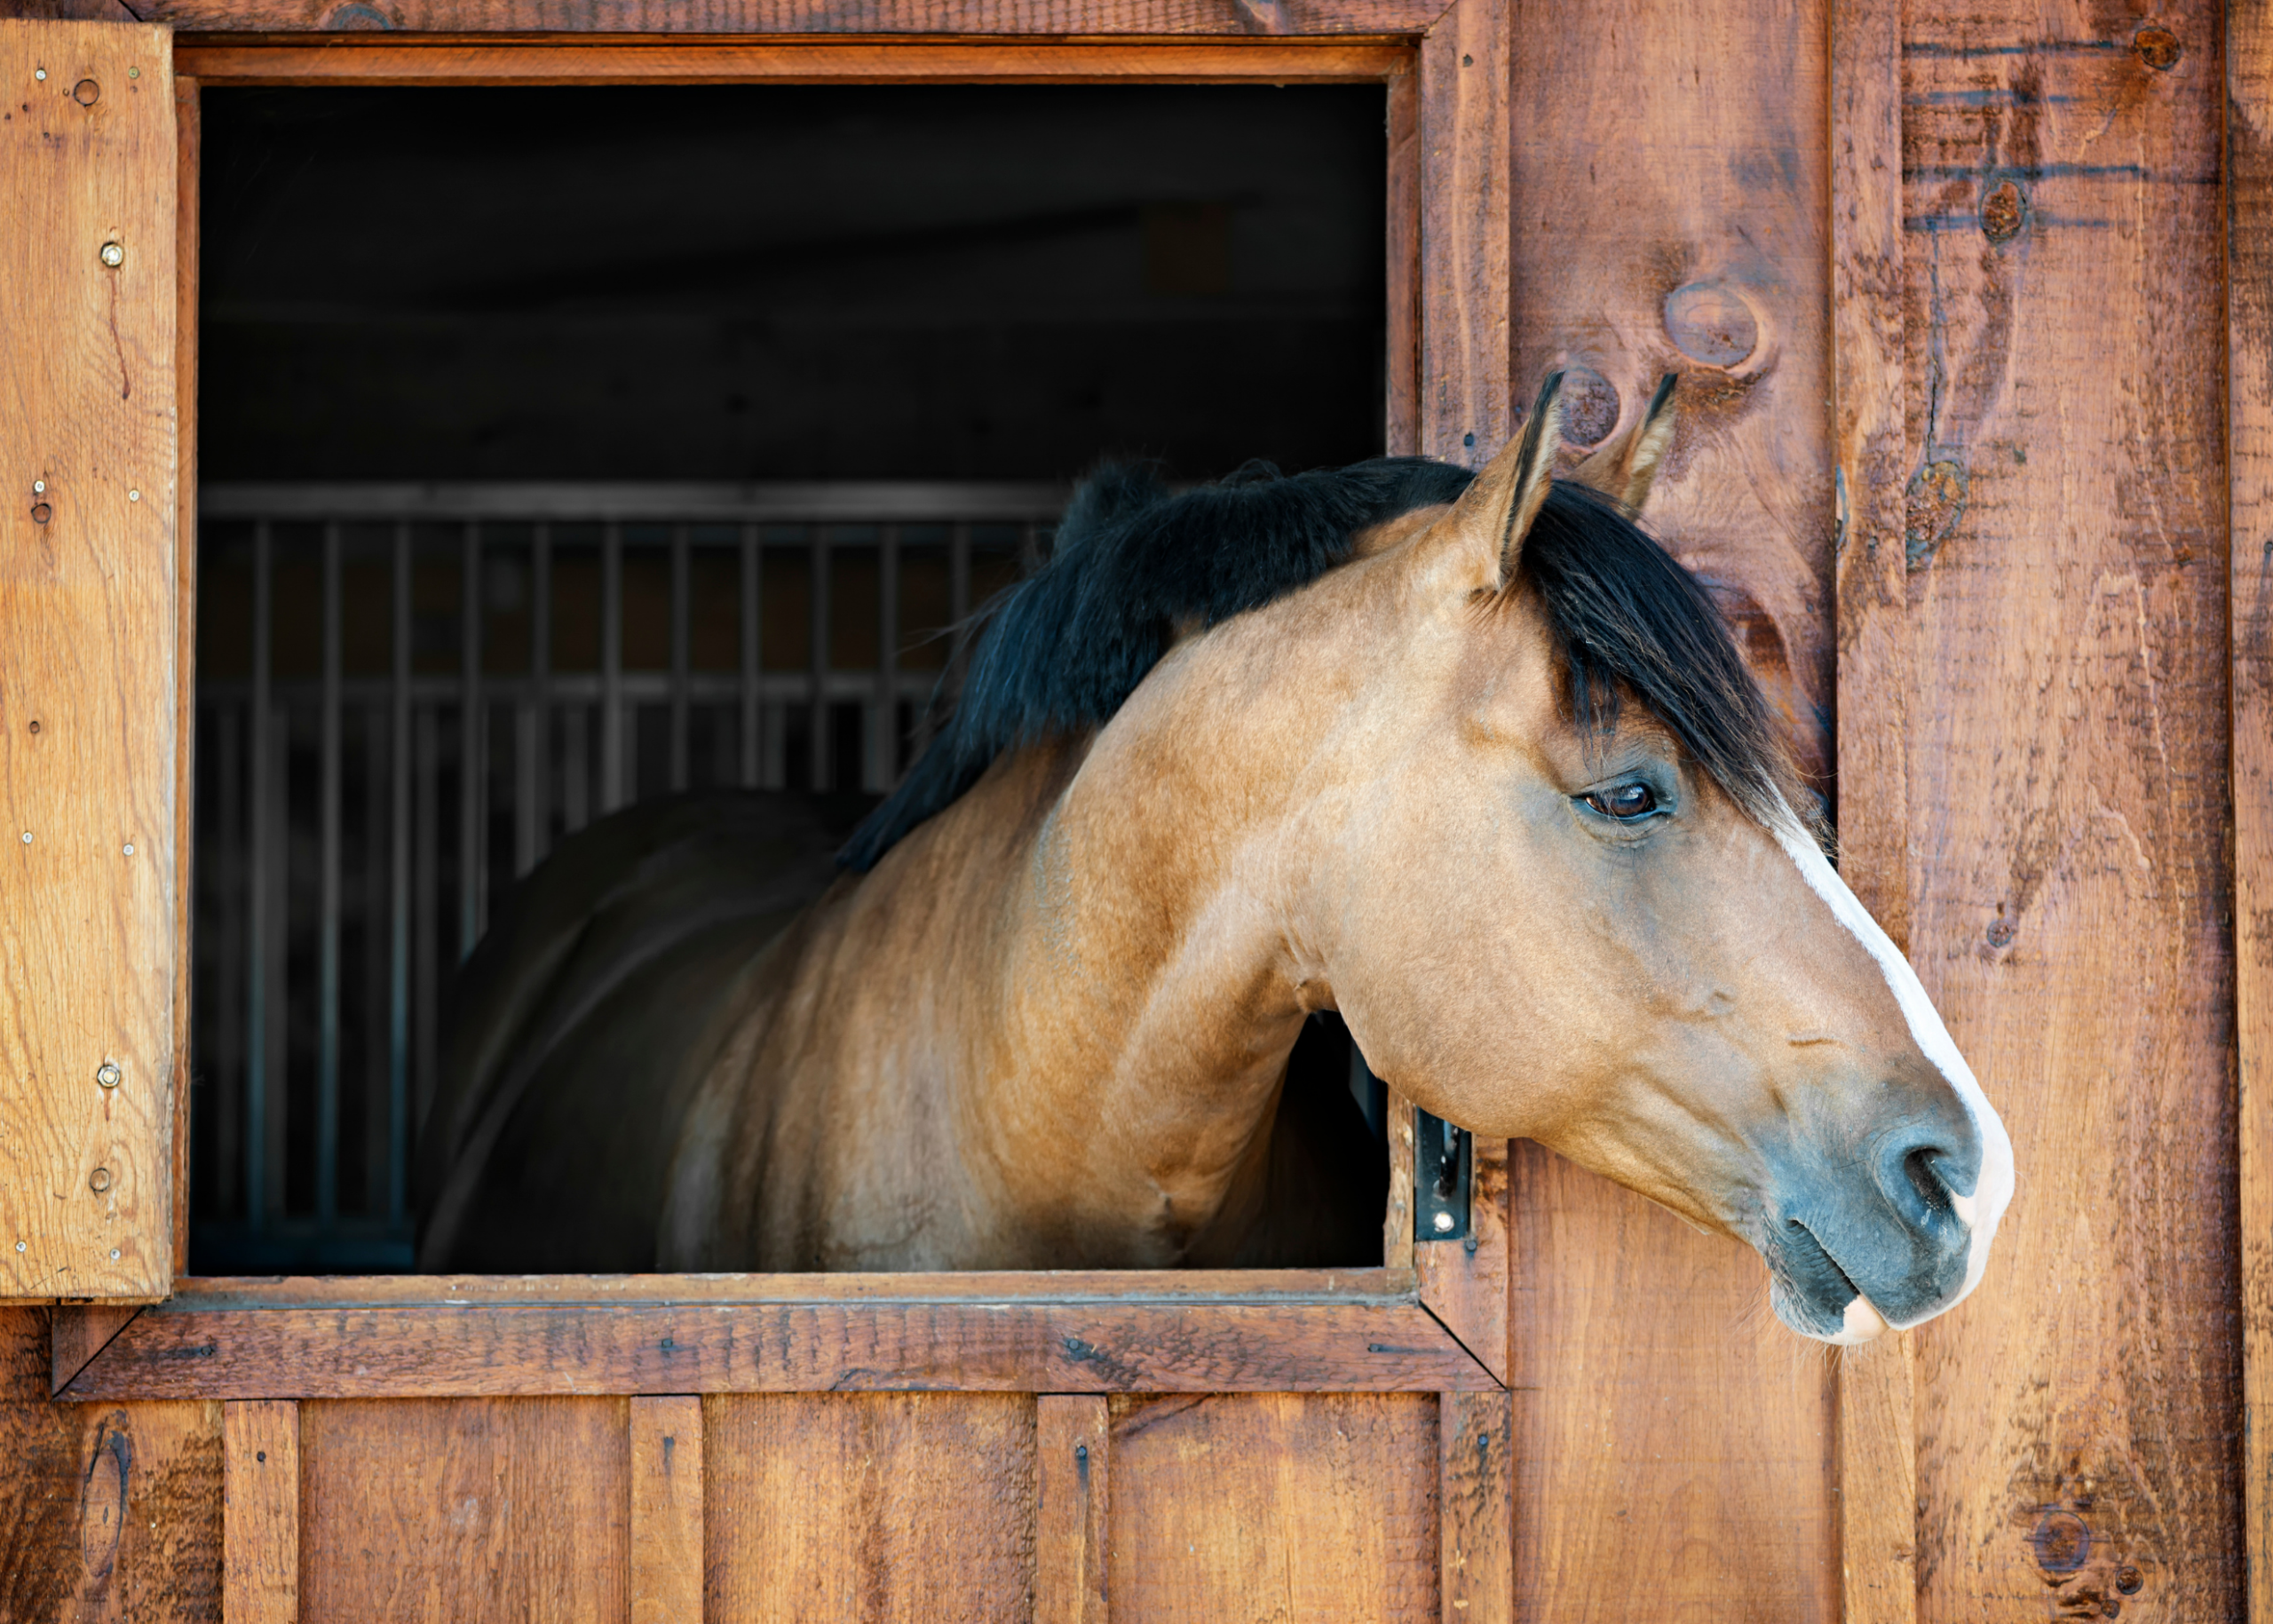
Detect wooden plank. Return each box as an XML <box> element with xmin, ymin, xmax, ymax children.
<box><xmin>1414</xmin><ymin>1134</ymin><xmax>1508</xmax><ymax>1385</ymax></box>
<box><xmin>174</xmin><ymin>36</ymin><xmax>1415</xmax><ymax>85</ymax></box>
<box><xmin>1384</xmin><ymin>67</ymin><xmax>1421</xmax><ymax>456</ymax></box>
<box><xmin>221</xmin><ymin>1399</ymin><xmax>297</xmax><ymax>1624</ymax></box>
<box><xmin>50</xmin><ymin>1303</ymin><xmax>142</xmax><ymax>1396</ymax></box>
<box><xmin>171</xmin><ymin>73</ymin><xmax>199</xmax><ymax>1282</ymax></box>
<box><xmin>2233</xmin><ymin>4</ymin><xmax>2273</xmax><ymax>1619</ymax></box>
<box><xmin>1898</xmin><ymin>5</ymin><xmax>2237</xmax><ymax>1617</ymax></box>
<box><xmin>1834</xmin><ymin>1334</ymin><xmax>1915</xmax><ymax>1624</ymax></box>
<box><xmin>0</xmin><ymin>1307</ymin><xmax>48</xmax><ymax>1400</ymax></box>
<box><xmin>299</xmin><ymin>1397</ymin><xmax>629</xmax><ymax>1622</ymax></box>
<box><xmin>1036</xmin><ymin>1395</ymin><xmax>1110</xmax><ymax>1624</ymax></box>
<box><xmin>66</xmin><ymin>1295</ymin><xmax>1495</xmax><ymax>1399</ymax></box>
<box><xmin>152</xmin><ymin>0</ymin><xmax>1447</xmax><ymax>32</ymax></box>
<box><xmin>0</xmin><ymin>18</ymin><xmax>179</xmax><ymax>1302</ymax></box>
<box><xmin>630</xmin><ymin>1395</ymin><xmax>704</xmax><ymax>1624</ymax></box>
<box><xmin>1497</xmin><ymin>0</ymin><xmax>1841</xmax><ymax>1612</ymax></box>
<box><xmin>1415</xmin><ymin>0</ymin><xmax>1509</xmax><ymax>465</ymax></box>
<box><xmin>1828</xmin><ymin>0</ymin><xmax>1919</xmax><ymax>1619</ymax></box>
<box><xmin>1437</xmin><ymin>1390</ymin><xmax>1511</xmax><ymax>1624</ymax></box>
<box><xmin>1382</xmin><ymin>1092</ymin><xmax>1415</xmax><ymax>1271</ymax></box>
<box><xmin>1105</xmin><ymin>1391</ymin><xmax>1437</xmax><ymax>1621</ymax></box>
<box><xmin>705</xmin><ymin>1393</ymin><xmax>1034</xmax><ymax>1622</ymax></box>
<box><xmin>0</xmin><ymin>1398</ymin><xmax>223</xmax><ymax>1621</ymax></box>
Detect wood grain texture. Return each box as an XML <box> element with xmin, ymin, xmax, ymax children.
<box><xmin>2232</xmin><ymin>4</ymin><xmax>2273</xmax><ymax>1618</ymax></box>
<box><xmin>1437</xmin><ymin>1389</ymin><xmax>1511</xmax><ymax>1624</ymax></box>
<box><xmin>173</xmin><ymin>36</ymin><xmax>1414</xmax><ymax>83</ymax></box>
<box><xmin>1899</xmin><ymin>4</ymin><xmax>2238</xmax><ymax>1618</ymax></box>
<box><xmin>170</xmin><ymin>73</ymin><xmax>197</xmax><ymax>1280</ymax></box>
<box><xmin>147</xmin><ymin>0</ymin><xmax>1448</xmax><ymax>33</ymax></box>
<box><xmin>221</xmin><ymin>1400</ymin><xmax>296</xmax><ymax>1624</ymax></box>
<box><xmin>1035</xmin><ymin>1395</ymin><xmax>1110</xmax><ymax>1624</ymax></box>
<box><xmin>1383</xmin><ymin>1092</ymin><xmax>1415</xmax><ymax>1271</ymax></box>
<box><xmin>0</xmin><ymin>18</ymin><xmax>179</xmax><ymax>1302</ymax></box>
<box><xmin>1505</xmin><ymin>1147</ymin><xmax>1839</xmax><ymax>1623</ymax></box>
<box><xmin>1497</xmin><ymin>0</ymin><xmax>1840</xmax><ymax>1615</ymax></box>
<box><xmin>704</xmin><ymin>1392</ymin><xmax>1035</xmax><ymax>1622</ymax></box>
<box><xmin>0</xmin><ymin>1399</ymin><xmax>223</xmax><ymax>1622</ymax></box>
<box><xmin>1384</xmin><ymin>67</ymin><xmax>1421</xmax><ymax>456</ymax></box>
<box><xmin>630</xmin><ymin>1395</ymin><xmax>704</xmax><ymax>1624</ymax></box>
<box><xmin>1415</xmin><ymin>1134</ymin><xmax>1508</xmax><ymax>1384</ymax></box>
<box><xmin>0</xmin><ymin>1306</ymin><xmax>48</xmax><ymax>1398</ymax></box>
<box><xmin>1829</xmin><ymin>2</ymin><xmax>1921</xmax><ymax>1620</ymax></box>
<box><xmin>1415</xmin><ymin>0</ymin><xmax>1507</xmax><ymax>465</ymax></box>
<box><xmin>66</xmin><ymin>1275</ymin><xmax>1494</xmax><ymax>1398</ymax></box>
<box><xmin>1835</xmin><ymin>1334</ymin><xmax>1916</xmax><ymax>1624</ymax></box>
<box><xmin>51</xmin><ymin>1303</ymin><xmax>142</xmax><ymax>1394</ymax></box>
<box><xmin>1105</xmin><ymin>1391</ymin><xmax>1438</xmax><ymax>1621</ymax></box>
<box><xmin>299</xmin><ymin>1397</ymin><xmax>630</xmax><ymax>1622</ymax></box>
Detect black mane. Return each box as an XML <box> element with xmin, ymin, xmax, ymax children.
<box><xmin>837</xmin><ymin>457</ymin><xmax>1788</xmax><ymax>872</ymax></box>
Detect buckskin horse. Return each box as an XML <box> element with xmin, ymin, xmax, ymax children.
<box><xmin>416</xmin><ymin>373</ymin><xmax>2016</xmax><ymax>1344</ymax></box>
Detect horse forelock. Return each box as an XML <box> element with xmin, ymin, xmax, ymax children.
<box><xmin>836</xmin><ymin>457</ymin><xmax>1802</xmax><ymax>872</ymax></box>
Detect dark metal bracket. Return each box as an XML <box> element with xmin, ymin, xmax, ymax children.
<box><xmin>1413</xmin><ymin>1105</ymin><xmax>1471</xmax><ymax>1242</ymax></box>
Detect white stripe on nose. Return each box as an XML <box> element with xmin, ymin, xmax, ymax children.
<box><xmin>1770</xmin><ymin>810</ymin><xmax>2017</xmax><ymax>1326</ymax></box>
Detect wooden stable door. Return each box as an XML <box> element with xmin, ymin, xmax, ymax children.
<box><xmin>0</xmin><ymin>18</ymin><xmax>185</xmax><ymax>1304</ymax></box>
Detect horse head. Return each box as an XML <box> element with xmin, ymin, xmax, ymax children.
<box><xmin>1315</xmin><ymin>373</ymin><xmax>2015</xmax><ymax>1343</ymax></box>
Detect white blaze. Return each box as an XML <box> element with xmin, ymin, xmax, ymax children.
<box><xmin>1770</xmin><ymin>813</ymin><xmax>2017</xmax><ymax>1332</ymax></box>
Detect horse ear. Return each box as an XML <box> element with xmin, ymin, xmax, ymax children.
<box><xmin>1571</xmin><ymin>372</ymin><xmax>1679</xmax><ymax>514</ymax></box>
<box><xmin>1440</xmin><ymin>370</ymin><xmax>1565</xmax><ymax>591</ymax></box>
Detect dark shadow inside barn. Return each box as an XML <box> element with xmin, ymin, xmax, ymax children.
<box><xmin>189</xmin><ymin>83</ymin><xmax>1394</xmax><ymax>1271</ymax></box>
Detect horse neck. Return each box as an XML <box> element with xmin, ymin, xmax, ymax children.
<box><xmin>961</xmin><ymin>622</ymin><xmax>1342</xmax><ymax>1256</ymax></box>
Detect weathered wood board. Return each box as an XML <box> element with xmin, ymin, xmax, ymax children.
<box><xmin>0</xmin><ymin>19</ymin><xmax>180</xmax><ymax>1302</ymax></box>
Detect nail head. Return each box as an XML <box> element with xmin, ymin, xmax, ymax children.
<box><xmin>13</xmin><ymin>1240</ymin><xmax>22</xmax><ymax>1252</ymax></box>
<box><xmin>96</xmin><ymin>1062</ymin><xmax>122</xmax><ymax>1089</ymax></box>
<box><xmin>128</xmin><ymin>67</ymin><xmax>140</xmax><ymax>79</ymax></box>
<box><xmin>122</xmin><ymin>844</ymin><xmax>133</xmax><ymax>856</ymax></box>
<box><xmin>128</xmin><ymin>489</ymin><xmax>139</xmax><ymax>502</ymax></box>
<box><xmin>89</xmin><ymin>1167</ymin><xmax>111</xmax><ymax>1193</ymax></box>
<box><xmin>33</xmin><ymin>67</ymin><xmax>45</xmax><ymax>82</ymax></box>
<box><xmin>99</xmin><ymin>242</ymin><xmax>123</xmax><ymax>268</ymax></box>
<box><xmin>1432</xmin><ymin>1210</ymin><xmax>1456</xmax><ymax>1232</ymax></box>
<box><xmin>109</xmin><ymin>1248</ymin><xmax>119</xmax><ymax>1261</ymax></box>
<box><xmin>32</xmin><ymin>480</ymin><xmax>44</xmax><ymax>493</ymax></box>
<box><xmin>18</xmin><ymin>831</ymin><xmax>28</xmax><ymax>844</ymax></box>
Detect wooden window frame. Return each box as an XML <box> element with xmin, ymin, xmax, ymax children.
<box><xmin>48</xmin><ymin>4</ymin><xmax>1519</xmax><ymax>1411</ymax></box>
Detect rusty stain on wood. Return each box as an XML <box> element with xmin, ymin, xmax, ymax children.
<box><xmin>0</xmin><ymin>17</ymin><xmax>180</xmax><ymax>1303</ymax></box>
<box><xmin>629</xmin><ymin>1395</ymin><xmax>703</xmax><ymax>1624</ymax></box>
<box><xmin>222</xmin><ymin>1399</ymin><xmax>297</xmax><ymax>1624</ymax></box>
<box><xmin>1036</xmin><ymin>1394</ymin><xmax>1111</xmax><ymax>1624</ymax></box>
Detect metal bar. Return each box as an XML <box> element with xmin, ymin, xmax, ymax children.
<box><xmin>387</xmin><ymin>520</ymin><xmax>411</xmax><ymax>1230</ymax></box>
<box><xmin>201</xmin><ymin>670</ymin><xmax>940</xmax><ymax>706</ymax></box>
<box><xmin>200</xmin><ymin>480</ymin><xmax>1070</xmax><ymax>524</ymax></box>
<box><xmin>875</xmin><ymin>523</ymin><xmax>900</xmax><ymax>788</ymax></box>
<box><xmin>809</xmin><ymin>526</ymin><xmax>831</xmax><ymax>792</ymax></box>
<box><xmin>526</xmin><ymin>523</ymin><xmax>550</xmax><ymax>870</ymax></box>
<box><xmin>562</xmin><ymin>703</ymin><xmax>590</xmax><ymax>834</ymax></box>
<box><xmin>245</xmin><ymin>519</ymin><xmax>272</xmax><ymax>1230</ymax></box>
<box><xmin>601</xmin><ymin>520</ymin><xmax>624</xmax><ymax>812</ymax></box>
<box><xmin>670</xmin><ymin>523</ymin><xmax>691</xmax><ymax>792</ymax></box>
<box><xmin>264</xmin><ymin>709</ymin><xmax>289</xmax><ymax>1224</ymax></box>
<box><xmin>414</xmin><ymin>704</ymin><xmax>440</xmax><ymax>1131</ymax></box>
<box><xmin>318</xmin><ymin>521</ymin><xmax>342</xmax><ymax>1228</ymax></box>
<box><xmin>363</xmin><ymin>698</ymin><xmax>389</xmax><ymax>1224</ymax></box>
<box><xmin>739</xmin><ymin>521</ymin><xmax>761</xmax><ymax>788</ymax></box>
<box><xmin>212</xmin><ymin>702</ymin><xmax>243</xmax><ymax>1218</ymax></box>
<box><xmin>458</xmin><ymin>521</ymin><xmax>485</xmax><ymax>960</ymax></box>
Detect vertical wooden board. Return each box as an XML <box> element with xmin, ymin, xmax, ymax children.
<box><xmin>1437</xmin><ymin>1390</ymin><xmax>1512</xmax><ymax>1624</ymax></box>
<box><xmin>1385</xmin><ymin>70</ymin><xmax>1422</xmax><ymax>458</ymax></box>
<box><xmin>2230</xmin><ymin>1</ymin><xmax>2273</xmax><ymax>1617</ymax></box>
<box><xmin>298</xmin><ymin>1397</ymin><xmax>630</xmax><ymax>1623</ymax></box>
<box><xmin>0</xmin><ymin>1398</ymin><xmax>223</xmax><ymax>1623</ymax></box>
<box><xmin>1493</xmin><ymin>2</ymin><xmax>1840</xmax><ymax>1613</ymax></box>
<box><xmin>705</xmin><ymin>1392</ymin><xmax>1035</xmax><ymax>1623</ymax></box>
<box><xmin>171</xmin><ymin>74</ymin><xmax>199</xmax><ymax>1279</ymax></box>
<box><xmin>630</xmin><ymin>1395</ymin><xmax>703</xmax><ymax>1624</ymax></box>
<box><xmin>222</xmin><ymin>1400</ymin><xmax>297</xmax><ymax>1624</ymax></box>
<box><xmin>1898</xmin><ymin>5</ymin><xmax>2238</xmax><ymax>1619</ymax></box>
<box><xmin>1415</xmin><ymin>1135</ymin><xmax>1509</xmax><ymax>1384</ymax></box>
<box><xmin>1105</xmin><ymin>1391</ymin><xmax>1437</xmax><ymax>1623</ymax></box>
<box><xmin>1037</xmin><ymin>1395</ymin><xmax>1110</xmax><ymax>1624</ymax></box>
<box><xmin>1505</xmin><ymin>1147</ymin><xmax>1839</xmax><ymax>1622</ymax></box>
<box><xmin>1835</xmin><ymin>1334</ymin><xmax>1917</xmax><ymax>1624</ymax></box>
<box><xmin>1416</xmin><ymin>0</ymin><xmax>1509</xmax><ymax>466</ymax></box>
<box><xmin>0</xmin><ymin>19</ymin><xmax>180</xmax><ymax>1302</ymax></box>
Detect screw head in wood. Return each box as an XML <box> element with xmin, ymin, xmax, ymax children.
<box><xmin>12</xmin><ymin>1241</ymin><xmax>22</xmax><ymax>1253</ymax></box>
<box><xmin>99</xmin><ymin>242</ymin><xmax>123</xmax><ymax>268</ymax></box>
<box><xmin>129</xmin><ymin>67</ymin><xmax>139</xmax><ymax>80</ymax></box>
<box><xmin>122</xmin><ymin>844</ymin><xmax>133</xmax><ymax>856</ymax></box>
<box><xmin>31</xmin><ymin>480</ymin><xmax>44</xmax><ymax>494</ymax></box>
<box><xmin>18</xmin><ymin>831</ymin><xmax>29</xmax><ymax>844</ymax></box>
<box><xmin>109</xmin><ymin>1249</ymin><xmax>119</xmax><ymax>1261</ymax></box>
<box><xmin>89</xmin><ymin>1168</ymin><xmax>111</xmax><ymax>1193</ymax></box>
<box><xmin>33</xmin><ymin>67</ymin><xmax>45</xmax><ymax>82</ymax></box>
<box><xmin>128</xmin><ymin>489</ymin><xmax>139</xmax><ymax>502</ymax></box>
<box><xmin>96</xmin><ymin>1062</ymin><xmax>122</xmax><ymax>1089</ymax></box>
<box><xmin>1432</xmin><ymin>1210</ymin><xmax>1456</xmax><ymax>1232</ymax></box>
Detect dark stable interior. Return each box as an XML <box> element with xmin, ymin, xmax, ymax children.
<box><xmin>191</xmin><ymin>83</ymin><xmax>1390</xmax><ymax>1271</ymax></box>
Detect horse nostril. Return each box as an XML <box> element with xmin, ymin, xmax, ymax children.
<box><xmin>1904</xmin><ymin>1147</ymin><xmax>1950</xmax><ymax>1209</ymax></box>
<box><xmin>1874</xmin><ymin>1119</ymin><xmax>1979</xmax><ymax>1233</ymax></box>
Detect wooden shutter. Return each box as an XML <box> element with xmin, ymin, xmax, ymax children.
<box><xmin>0</xmin><ymin>19</ymin><xmax>179</xmax><ymax>1302</ymax></box>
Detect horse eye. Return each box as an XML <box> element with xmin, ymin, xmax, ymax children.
<box><xmin>1588</xmin><ymin>781</ymin><xmax>1659</xmax><ymax>820</ymax></box>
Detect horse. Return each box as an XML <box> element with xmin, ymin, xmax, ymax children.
<box><xmin>416</xmin><ymin>371</ymin><xmax>2015</xmax><ymax>1343</ymax></box>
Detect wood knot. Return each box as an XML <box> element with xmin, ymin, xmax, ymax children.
<box><xmin>1981</xmin><ymin>180</ymin><xmax>2027</xmax><ymax>244</ymax></box>
<box><xmin>2032</xmin><ymin>1511</ymin><xmax>2091</xmax><ymax>1575</ymax></box>
<box><xmin>1558</xmin><ymin>367</ymin><xmax>1620</xmax><ymax>448</ymax></box>
<box><xmin>1904</xmin><ymin>459</ymin><xmax>1968</xmax><ymax>571</ymax></box>
<box><xmin>2134</xmin><ymin>25</ymin><xmax>2180</xmax><ymax>69</ymax></box>
<box><xmin>1662</xmin><ymin>282</ymin><xmax>1757</xmax><ymax>368</ymax></box>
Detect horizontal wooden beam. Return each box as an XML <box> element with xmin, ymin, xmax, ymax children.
<box><xmin>173</xmin><ymin>34</ymin><xmax>1415</xmax><ymax>84</ymax></box>
<box><xmin>147</xmin><ymin>0</ymin><xmax>1448</xmax><ymax>36</ymax></box>
<box><xmin>60</xmin><ymin>1270</ymin><xmax>1497</xmax><ymax>1398</ymax></box>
